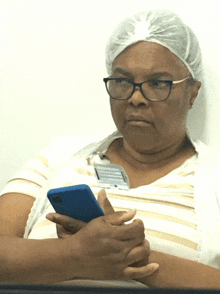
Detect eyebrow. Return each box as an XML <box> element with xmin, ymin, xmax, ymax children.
<box><xmin>112</xmin><ymin>67</ymin><xmax>174</xmax><ymax>80</ymax></box>
<box><xmin>112</xmin><ymin>68</ymin><xmax>133</xmax><ymax>79</ymax></box>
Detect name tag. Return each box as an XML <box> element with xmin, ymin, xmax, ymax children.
<box><xmin>93</xmin><ymin>163</ymin><xmax>130</xmax><ymax>190</ymax></box>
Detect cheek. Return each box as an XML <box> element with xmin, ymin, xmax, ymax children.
<box><xmin>110</xmin><ymin>100</ymin><xmax>126</xmax><ymax>126</ymax></box>
<box><xmin>154</xmin><ymin>98</ymin><xmax>189</xmax><ymax>133</ymax></box>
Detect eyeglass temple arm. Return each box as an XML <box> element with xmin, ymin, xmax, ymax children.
<box><xmin>172</xmin><ymin>76</ymin><xmax>191</xmax><ymax>84</ymax></box>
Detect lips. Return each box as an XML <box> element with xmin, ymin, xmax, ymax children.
<box><xmin>126</xmin><ymin>114</ymin><xmax>152</xmax><ymax>124</ymax></box>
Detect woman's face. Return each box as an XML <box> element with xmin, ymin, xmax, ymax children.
<box><xmin>110</xmin><ymin>41</ymin><xmax>201</xmax><ymax>154</ymax></box>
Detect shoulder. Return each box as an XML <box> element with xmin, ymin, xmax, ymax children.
<box><xmin>193</xmin><ymin>140</ymin><xmax>220</xmax><ymax>196</ymax></box>
<box><xmin>192</xmin><ymin>140</ymin><xmax>220</xmax><ymax>165</ymax></box>
<box><xmin>43</xmin><ymin>134</ymin><xmax>104</xmax><ymax>165</ymax></box>
<box><xmin>0</xmin><ymin>134</ymin><xmax>103</xmax><ymax>198</ymax></box>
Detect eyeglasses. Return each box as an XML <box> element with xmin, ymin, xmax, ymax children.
<box><xmin>103</xmin><ymin>76</ymin><xmax>191</xmax><ymax>102</ymax></box>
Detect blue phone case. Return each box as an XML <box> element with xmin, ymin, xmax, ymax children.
<box><xmin>47</xmin><ymin>184</ymin><xmax>104</xmax><ymax>222</ymax></box>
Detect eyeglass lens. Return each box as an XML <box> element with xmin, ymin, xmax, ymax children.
<box><xmin>106</xmin><ymin>79</ymin><xmax>171</xmax><ymax>101</ymax></box>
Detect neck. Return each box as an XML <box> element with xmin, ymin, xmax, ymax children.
<box><xmin>118</xmin><ymin>135</ymin><xmax>194</xmax><ymax>169</ymax></box>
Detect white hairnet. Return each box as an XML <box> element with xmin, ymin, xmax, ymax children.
<box><xmin>105</xmin><ymin>9</ymin><xmax>203</xmax><ymax>80</ymax></box>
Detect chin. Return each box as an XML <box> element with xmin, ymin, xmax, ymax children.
<box><xmin>121</xmin><ymin>128</ymin><xmax>163</xmax><ymax>153</ymax></box>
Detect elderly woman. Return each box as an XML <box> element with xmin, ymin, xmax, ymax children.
<box><xmin>1</xmin><ymin>9</ymin><xmax>220</xmax><ymax>288</ymax></box>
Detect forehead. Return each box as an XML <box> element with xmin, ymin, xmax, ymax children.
<box><xmin>112</xmin><ymin>41</ymin><xmax>189</xmax><ymax>78</ymax></box>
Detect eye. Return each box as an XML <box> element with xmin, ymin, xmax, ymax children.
<box><xmin>111</xmin><ymin>78</ymin><xmax>132</xmax><ymax>89</ymax></box>
<box><xmin>148</xmin><ymin>80</ymin><xmax>171</xmax><ymax>89</ymax></box>
<box><xmin>113</xmin><ymin>78</ymin><xmax>130</xmax><ymax>84</ymax></box>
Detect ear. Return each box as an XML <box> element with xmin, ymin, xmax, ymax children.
<box><xmin>188</xmin><ymin>81</ymin><xmax>202</xmax><ymax>109</ymax></box>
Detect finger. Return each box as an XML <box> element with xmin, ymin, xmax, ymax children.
<box><xmin>56</xmin><ymin>224</ymin><xmax>73</xmax><ymax>238</ymax></box>
<box><xmin>46</xmin><ymin>213</ymin><xmax>86</xmax><ymax>233</ymax></box>
<box><xmin>97</xmin><ymin>189</ymin><xmax>115</xmax><ymax>215</ymax></box>
<box><xmin>107</xmin><ymin>225</ymin><xmax>145</xmax><ymax>256</ymax></box>
<box><xmin>104</xmin><ymin>210</ymin><xmax>136</xmax><ymax>226</ymax></box>
<box><xmin>120</xmin><ymin>236</ymin><xmax>147</xmax><ymax>257</ymax></box>
<box><xmin>123</xmin><ymin>263</ymin><xmax>159</xmax><ymax>280</ymax></box>
<box><xmin>111</xmin><ymin>218</ymin><xmax>145</xmax><ymax>241</ymax></box>
<box><xmin>125</xmin><ymin>243</ymin><xmax>150</xmax><ymax>265</ymax></box>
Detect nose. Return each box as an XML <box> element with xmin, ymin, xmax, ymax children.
<box><xmin>127</xmin><ymin>86</ymin><xmax>150</xmax><ymax>107</ymax></box>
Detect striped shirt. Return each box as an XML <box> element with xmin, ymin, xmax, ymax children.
<box><xmin>0</xmin><ymin>135</ymin><xmax>199</xmax><ymax>261</ymax></box>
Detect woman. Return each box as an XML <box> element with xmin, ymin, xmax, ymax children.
<box><xmin>1</xmin><ymin>9</ymin><xmax>220</xmax><ymax>288</ymax></box>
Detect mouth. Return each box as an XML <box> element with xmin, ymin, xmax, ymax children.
<box><xmin>127</xmin><ymin>120</ymin><xmax>152</xmax><ymax>127</ymax></box>
<box><xmin>126</xmin><ymin>114</ymin><xmax>152</xmax><ymax>126</ymax></box>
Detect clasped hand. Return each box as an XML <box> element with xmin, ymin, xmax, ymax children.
<box><xmin>46</xmin><ymin>189</ymin><xmax>159</xmax><ymax>281</ymax></box>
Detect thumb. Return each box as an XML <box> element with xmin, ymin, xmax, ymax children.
<box><xmin>97</xmin><ymin>189</ymin><xmax>115</xmax><ymax>215</ymax></box>
<box><xmin>104</xmin><ymin>210</ymin><xmax>136</xmax><ymax>226</ymax></box>
<box><xmin>124</xmin><ymin>263</ymin><xmax>159</xmax><ymax>280</ymax></box>
<box><xmin>46</xmin><ymin>213</ymin><xmax>86</xmax><ymax>233</ymax></box>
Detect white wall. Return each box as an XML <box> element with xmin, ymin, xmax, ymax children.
<box><xmin>1</xmin><ymin>0</ymin><xmax>220</xmax><ymax>190</ymax></box>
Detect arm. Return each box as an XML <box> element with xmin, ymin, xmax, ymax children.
<box><xmin>48</xmin><ymin>191</ymin><xmax>220</xmax><ymax>289</ymax></box>
<box><xmin>0</xmin><ymin>193</ymin><xmax>157</xmax><ymax>284</ymax></box>
<box><xmin>0</xmin><ymin>235</ymin><xmax>81</xmax><ymax>283</ymax></box>
<box><xmin>99</xmin><ymin>191</ymin><xmax>220</xmax><ymax>289</ymax></box>
<box><xmin>136</xmin><ymin>250</ymin><xmax>220</xmax><ymax>289</ymax></box>
<box><xmin>0</xmin><ymin>193</ymin><xmax>77</xmax><ymax>283</ymax></box>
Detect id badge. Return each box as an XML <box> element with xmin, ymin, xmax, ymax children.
<box><xmin>93</xmin><ymin>163</ymin><xmax>130</xmax><ymax>190</ymax></box>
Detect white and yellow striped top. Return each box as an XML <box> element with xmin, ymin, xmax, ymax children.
<box><xmin>0</xmin><ymin>135</ymin><xmax>199</xmax><ymax>262</ymax></box>
<box><xmin>53</xmin><ymin>151</ymin><xmax>199</xmax><ymax>261</ymax></box>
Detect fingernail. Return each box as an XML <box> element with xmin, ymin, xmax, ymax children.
<box><xmin>100</xmin><ymin>189</ymin><xmax>106</xmax><ymax>197</ymax></box>
<box><xmin>130</xmin><ymin>209</ymin><xmax>136</xmax><ymax>213</ymax></box>
<box><xmin>126</xmin><ymin>209</ymin><xmax>136</xmax><ymax>215</ymax></box>
<box><xmin>153</xmin><ymin>263</ymin><xmax>159</xmax><ymax>271</ymax></box>
<box><xmin>46</xmin><ymin>213</ymin><xmax>53</xmax><ymax>221</ymax></box>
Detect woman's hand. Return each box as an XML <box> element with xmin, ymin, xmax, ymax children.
<box><xmin>46</xmin><ymin>213</ymin><xmax>85</xmax><ymax>238</ymax></box>
<box><xmin>46</xmin><ymin>189</ymin><xmax>116</xmax><ymax>238</ymax></box>
<box><xmin>46</xmin><ymin>189</ymin><xmax>159</xmax><ymax>280</ymax></box>
<box><xmin>65</xmin><ymin>209</ymin><xmax>158</xmax><ymax>280</ymax></box>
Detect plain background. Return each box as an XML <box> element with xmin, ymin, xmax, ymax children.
<box><xmin>1</xmin><ymin>0</ymin><xmax>220</xmax><ymax>191</ymax></box>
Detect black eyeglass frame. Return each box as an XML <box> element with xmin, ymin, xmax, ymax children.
<box><xmin>103</xmin><ymin>76</ymin><xmax>191</xmax><ymax>102</ymax></box>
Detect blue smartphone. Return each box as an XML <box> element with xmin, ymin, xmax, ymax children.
<box><xmin>47</xmin><ymin>184</ymin><xmax>104</xmax><ymax>222</ymax></box>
